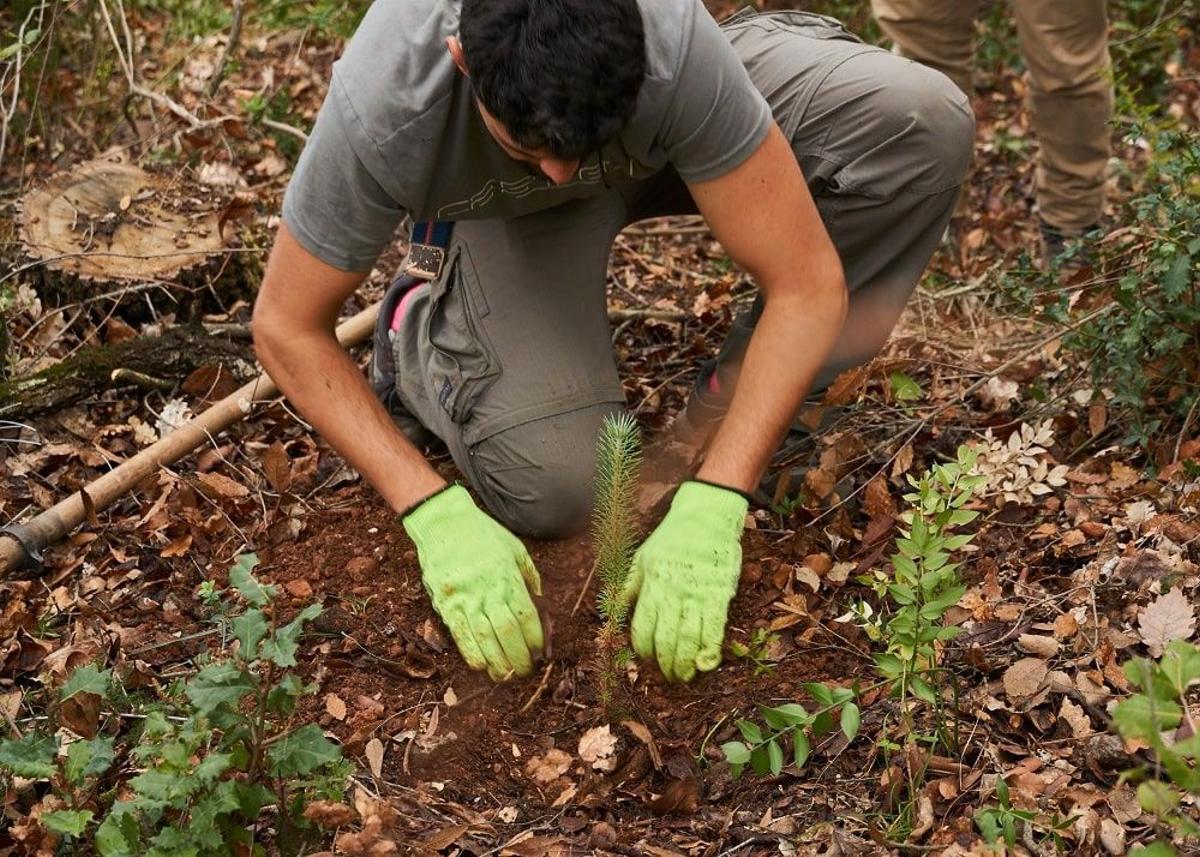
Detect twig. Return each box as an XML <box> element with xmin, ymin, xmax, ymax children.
<box><xmin>517</xmin><ymin>662</ymin><xmax>554</xmax><ymax>714</ymax></box>
<box><xmin>571</xmin><ymin>560</ymin><xmax>598</xmax><ymax>617</ymax></box>
<box><xmin>209</xmin><ymin>0</ymin><xmax>244</xmax><ymax>96</ymax></box>
<box><xmin>110</xmin><ymin>368</ymin><xmax>174</xmax><ymax>392</ymax></box>
<box><xmin>261</xmin><ymin>116</ymin><xmax>309</xmax><ymax>142</ymax></box>
<box><xmin>1173</xmin><ymin>393</ymin><xmax>1200</xmax><ymax>463</ymax></box>
<box><xmin>608</xmin><ymin>308</ymin><xmax>688</xmax><ymax>322</ymax></box>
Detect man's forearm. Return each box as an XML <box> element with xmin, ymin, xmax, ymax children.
<box><xmin>256</xmin><ymin>326</ymin><xmax>447</xmax><ymax>513</ymax></box>
<box><xmin>697</xmin><ymin>278</ymin><xmax>847</xmax><ymax>494</ymax></box>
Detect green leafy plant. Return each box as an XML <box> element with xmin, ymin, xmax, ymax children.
<box><xmin>0</xmin><ymin>667</ymin><xmax>117</xmax><ymax>843</ymax></box>
<box><xmin>846</xmin><ymin>445</ymin><xmax>984</xmax><ymax>835</ymax></box>
<box><xmin>728</xmin><ymin>628</ymin><xmax>781</xmax><ymax>677</ymax></box>
<box><xmin>1003</xmin><ymin>92</ymin><xmax>1200</xmax><ymax>452</ymax></box>
<box><xmin>590</xmin><ymin>412</ymin><xmax>643</xmax><ymax>710</ymax></box>
<box><xmin>1110</xmin><ymin>640</ymin><xmax>1200</xmax><ymax>853</ymax></box>
<box><xmin>0</xmin><ymin>553</ymin><xmax>349</xmax><ymax>855</ymax></box>
<box><xmin>975</xmin><ymin>777</ymin><xmax>1075</xmax><ymax>852</ymax></box>
<box><xmin>720</xmin><ymin>682</ymin><xmax>860</xmax><ymax>778</ymax></box>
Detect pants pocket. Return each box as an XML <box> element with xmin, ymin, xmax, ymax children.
<box><xmin>426</xmin><ymin>243</ymin><xmax>499</xmax><ymax>425</ymax></box>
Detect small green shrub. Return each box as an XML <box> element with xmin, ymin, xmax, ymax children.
<box><xmin>846</xmin><ymin>445</ymin><xmax>984</xmax><ymax>834</ymax></box>
<box><xmin>720</xmin><ymin>682</ymin><xmax>860</xmax><ymax>778</ymax></box>
<box><xmin>728</xmin><ymin>628</ymin><xmax>781</xmax><ymax>677</ymax></box>
<box><xmin>1111</xmin><ymin>640</ymin><xmax>1200</xmax><ymax>853</ymax></box>
<box><xmin>0</xmin><ymin>553</ymin><xmax>348</xmax><ymax>855</ymax></box>
<box><xmin>974</xmin><ymin>777</ymin><xmax>1075</xmax><ymax>851</ymax></box>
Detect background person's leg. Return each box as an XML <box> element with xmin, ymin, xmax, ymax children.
<box><xmin>391</xmin><ymin>196</ymin><xmax>628</xmax><ymax>539</ymax></box>
<box><xmin>1014</xmin><ymin>0</ymin><xmax>1112</xmax><ymax>234</ymax></box>
<box><xmin>871</xmin><ymin>0</ymin><xmax>980</xmax><ymax>95</ymax></box>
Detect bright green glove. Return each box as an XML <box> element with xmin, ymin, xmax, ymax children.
<box><xmin>402</xmin><ymin>484</ymin><xmax>544</xmax><ymax>680</ymax></box>
<box><xmin>622</xmin><ymin>480</ymin><xmax>748</xmax><ymax>682</ymax></box>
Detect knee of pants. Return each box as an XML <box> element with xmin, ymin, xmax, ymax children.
<box><xmin>468</xmin><ymin>404</ymin><xmax>623</xmax><ymax>540</ymax></box>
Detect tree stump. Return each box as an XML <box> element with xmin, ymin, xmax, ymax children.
<box><xmin>18</xmin><ymin>158</ymin><xmax>227</xmax><ymax>284</ymax></box>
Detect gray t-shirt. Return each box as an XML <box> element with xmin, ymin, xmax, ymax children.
<box><xmin>283</xmin><ymin>0</ymin><xmax>773</xmax><ymax>272</ymax></box>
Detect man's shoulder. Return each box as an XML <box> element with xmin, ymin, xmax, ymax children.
<box><xmin>636</xmin><ymin>0</ymin><xmax>703</xmax><ymax>83</ymax></box>
<box><xmin>331</xmin><ymin>0</ymin><xmax>460</xmax><ymax>146</ymax></box>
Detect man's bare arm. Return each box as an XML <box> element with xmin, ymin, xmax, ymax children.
<box><xmin>686</xmin><ymin>123</ymin><xmax>848</xmax><ymax>493</ymax></box>
<box><xmin>253</xmin><ymin>224</ymin><xmax>447</xmax><ymax>513</ymax></box>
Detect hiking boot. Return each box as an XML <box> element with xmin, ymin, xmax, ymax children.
<box><xmin>1039</xmin><ymin>220</ymin><xmax>1100</xmax><ymax>270</ymax></box>
<box><xmin>370</xmin><ymin>274</ymin><xmax>436</xmax><ymax>447</ymax></box>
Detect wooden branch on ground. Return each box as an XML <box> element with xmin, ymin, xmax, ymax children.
<box><xmin>0</xmin><ymin>305</ymin><xmax>380</xmax><ymax>577</ymax></box>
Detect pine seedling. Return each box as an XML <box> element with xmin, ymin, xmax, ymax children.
<box><xmin>590</xmin><ymin>412</ymin><xmax>642</xmax><ymax>708</ymax></box>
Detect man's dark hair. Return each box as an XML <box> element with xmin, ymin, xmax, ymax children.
<box><xmin>460</xmin><ymin>0</ymin><xmax>646</xmax><ymax>160</ymax></box>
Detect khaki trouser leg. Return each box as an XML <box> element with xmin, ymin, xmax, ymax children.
<box><xmin>870</xmin><ymin>0</ymin><xmax>980</xmax><ymax>94</ymax></box>
<box><xmin>1014</xmin><ymin>0</ymin><xmax>1112</xmax><ymax>232</ymax></box>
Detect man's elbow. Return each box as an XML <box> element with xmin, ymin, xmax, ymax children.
<box><xmin>251</xmin><ymin>288</ymin><xmax>290</xmax><ymax>365</ymax></box>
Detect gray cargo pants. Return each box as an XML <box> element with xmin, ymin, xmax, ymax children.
<box><xmin>384</xmin><ymin>11</ymin><xmax>974</xmax><ymax>538</ymax></box>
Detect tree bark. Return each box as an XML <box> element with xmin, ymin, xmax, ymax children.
<box><xmin>1</xmin><ymin>326</ymin><xmax>251</xmax><ymax>420</ymax></box>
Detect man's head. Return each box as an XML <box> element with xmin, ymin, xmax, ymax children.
<box><xmin>451</xmin><ymin>0</ymin><xmax>646</xmax><ymax>185</ymax></box>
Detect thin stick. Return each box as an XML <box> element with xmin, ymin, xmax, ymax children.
<box><xmin>209</xmin><ymin>0</ymin><xmax>244</xmax><ymax>96</ymax></box>
<box><xmin>571</xmin><ymin>560</ymin><xmax>598</xmax><ymax>617</ymax></box>
<box><xmin>0</xmin><ymin>305</ymin><xmax>381</xmax><ymax>576</ymax></box>
<box><xmin>518</xmin><ymin>662</ymin><xmax>554</xmax><ymax>714</ymax></box>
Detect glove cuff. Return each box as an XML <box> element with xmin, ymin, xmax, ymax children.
<box><xmin>401</xmin><ymin>482</ymin><xmax>476</xmax><ymax>548</ymax></box>
<box><xmin>675</xmin><ymin>480</ymin><xmax>750</xmax><ymax>534</ymax></box>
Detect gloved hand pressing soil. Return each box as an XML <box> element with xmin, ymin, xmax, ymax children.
<box><xmin>402</xmin><ymin>484</ymin><xmax>544</xmax><ymax>680</ymax></box>
<box><xmin>622</xmin><ymin>480</ymin><xmax>748</xmax><ymax>682</ymax></box>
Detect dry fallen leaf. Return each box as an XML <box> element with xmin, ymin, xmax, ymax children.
<box><xmin>1138</xmin><ymin>588</ymin><xmax>1196</xmax><ymax>656</ymax></box>
<box><xmin>325</xmin><ymin>693</ymin><xmax>347</xmax><ymax>721</ymax></box>
<box><xmin>526</xmin><ymin>748</ymin><xmax>572</xmax><ymax>784</ymax></box>
<box><xmin>303</xmin><ymin>800</ymin><xmax>358</xmax><ymax>829</ymax></box>
<box><xmin>1054</xmin><ymin>611</ymin><xmax>1080</xmax><ymax>640</ymax></box>
<box><xmin>621</xmin><ymin>720</ymin><xmax>662</xmax><ymax>769</ymax></box>
<box><xmin>1017</xmin><ymin>634</ymin><xmax>1060</xmax><ymax>658</ymax></box>
<box><xmin>1059</xmin><ymin>698</ymin><xmax>1093</xmax><ymax>738</ymax></box>
<box><xmin>1003</xmin><ymin>657</ymin><xmax>1049</xmax><ymax>701</ymax></box>
<box><xmin>365</xmin><ymin>737</ymin><xmax>385</xmax><ymax>779</ymax></box>
<box><xmin>578</xmin><ymin>724</ymin><xmax>618</xmax><ymax>772</ymax></box>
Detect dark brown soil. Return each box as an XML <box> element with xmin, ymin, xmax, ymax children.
<box><xmin>246</xmin><ymin>472</ymin><xmax>874</xmax><ymax>848</ymax></box>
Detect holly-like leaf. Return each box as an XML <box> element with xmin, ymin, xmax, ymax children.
<box><xmin>0</xmin><ymin>732</ymin><xmax>57</xmax><ymax>778</ymax></box>
<box><xmin>64</xmin><ymin>736</ymin><xmax>116</xmax><ymax>785</ymax></box>
<box><xmin>185</xmin><ymin>663</ymin><xmax>255</xmax><ymax>716</ymax></box>
<box><xmin>1138</xmin><ymin>588</ymin><xmax>1196</xmax><ymax>658</ymax></box>
<box><xmin>41</xmin><ymin>809</ymin><xmax>93</xmax><ymax>836</ymax></box>
<box><xmin>260</xmin><ymin>603</ymin><xmax>322</xmax><ymax>667</ymax></box>
<box><xmin>266</xmin><ymin>724</ymin><xmax>341</xmax><ymax>776</ymax></box>
<box><xmin>267</xmin><ymin>673</ymin><xmax>306</xmax><ymax>716</ymax></box>
<box><xmin>95</xmin><ymin>803</ymin><xmax>141</xmax><ymax>857</ymax></box>
<box><xmin>890</xmin><ymin>372</ymin><xmax>923</xmax><ymax>402</ymax></box>
<box><xmin>61</xmin><ymin>664</ymin><xmax>111</xmax><ymax>700</ymax></box>
<box><xmin>232</xmin><ymin>609</ymin><xmax>268</xmax><ymax>660</ymax></box>
<box><xmin>228</xmin><ymin>553</ymin><xmax>273</xmax><ymax>607</ymax></box>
